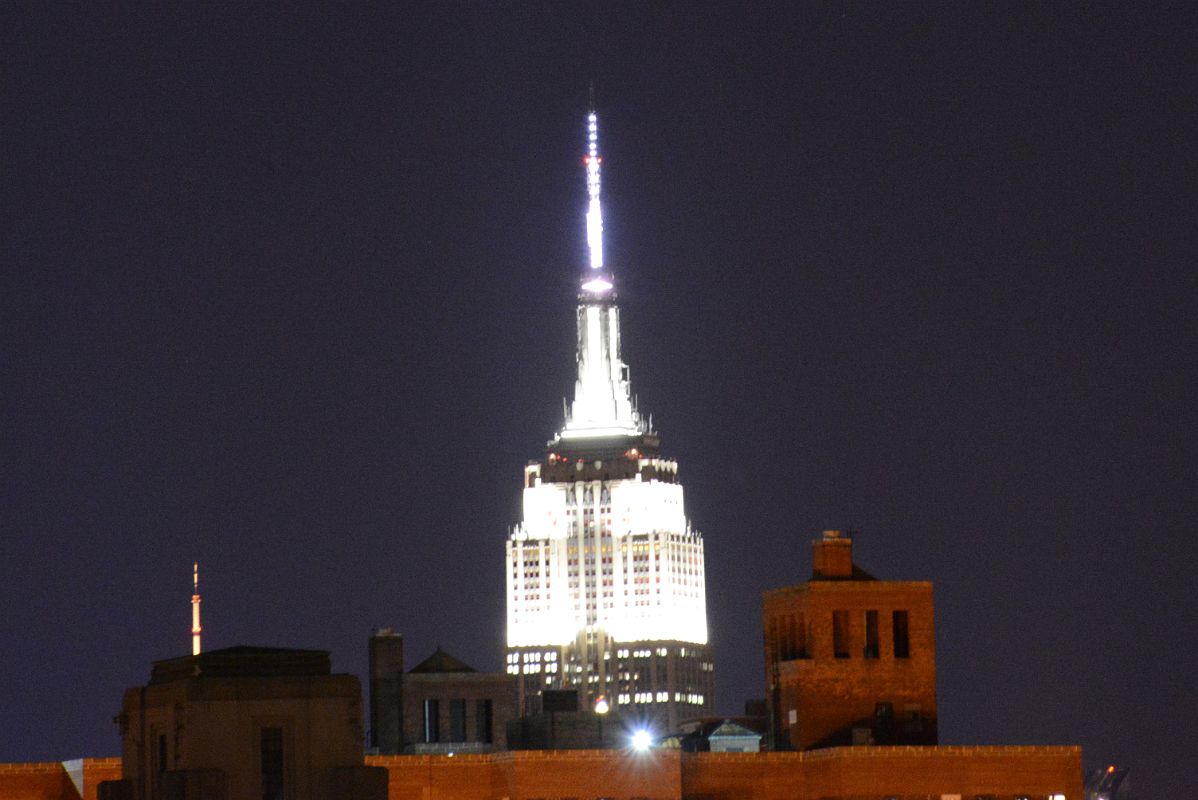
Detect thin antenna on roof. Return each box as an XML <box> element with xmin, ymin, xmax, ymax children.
<box><xmin>191</xmin><ymin>563</ymin><xmax>202</xmax><ymax>656</ymax></box>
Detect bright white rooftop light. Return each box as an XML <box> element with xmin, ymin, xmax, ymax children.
<box><xmin>581</xmin><ymin>276</ymin><xmax>613</xmax><ymax>294</ymax></box>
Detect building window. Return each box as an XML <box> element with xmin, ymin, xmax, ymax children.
<box><xmin>875</xmin><ymin>701</ymin><xmax>894</xmax><ymax>740</ymax></box>
<box><xmin>423</xmin><ymin>699</ymin><xmax>440</xmax><ymax>743</ymax></box>
<box><xmin>864</xmin><ymin>610</ymin><xmax>879</xmax><ymax>658</ymax></box>
<box><xmin>893</xmin><ymin>610</ymin><xmax>910</xmax><ymax>658</ymax></box>
<box><xmin>260</xmin><ymin>727</ymin><xmax>284</xmax><ymax>800</ymax></box>
<box><xmin>448</xmin><ymin>699</ymin><xmax>466</xmax><ymax>742</ymax></box>
<box><xmin>476</xmin><ymin>699</ymin><xmax>493</xmax><ymax>743</ymax></box>
<box><xmin>832</xmin><ymin>610</ymin><xmax>850</xmax><ymax>658</ymax></box>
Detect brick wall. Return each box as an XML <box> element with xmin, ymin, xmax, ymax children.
<box><xmin>497</xmin><ymin>750</ymin><xmax>681</xmax><ymax>800</ymax></box>
<box><xmin>367</xmin><ymin>746</ymin><xmax>1081</xmax><ymax>800</ymax></box>
<box><xmin>1</xmin><ymin>746</ymin><xmax>1082</xmax><ymax>800</ymax></box>
<box><xmin>0</xmin><ymin>763</ymin><xmax>74</xmax><ymax>800</ymax></box>
<box><xmin>797</xmin><ymin>746</ymin><xmax>1083</xmax><ymax>799</ymax></box>
<box><xmin>0</xmin><ymin>759</ymin><xmax>121</xmax><ymax>800</ymax></box>
<box><xmin>80</xmin><ymin>759</ymin><xmax>122</xmax><ymax>800</ymax></box>
<box><xmin>368</xmin><ymin>750</ymin><xmax>682</xmax><ymax>800</ymax></box>
<box><xmin>765</xmin><ymin>578</ymin><xmax>938</xmax><ymax>749</ymax></box>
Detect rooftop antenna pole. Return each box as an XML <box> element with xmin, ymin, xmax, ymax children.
<box><xmin>585</xmin><ymin>84</ymin><xmax>603</xmax><ymax>272</ymax></box>
<box><xmin>579</xmin><ymin>83</ymin><xmax>614</xmax><ymax>297</ymax></box>
<box><xmin>191</xmin><ymin>562</ymin><xmax>202</xmax><ymax>656</ymax></box>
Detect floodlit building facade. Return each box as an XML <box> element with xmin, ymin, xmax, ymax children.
<box><xmin>505</xmin><ymin>105</ymin><xmax>714</xmax><ymax>730</ymax></box>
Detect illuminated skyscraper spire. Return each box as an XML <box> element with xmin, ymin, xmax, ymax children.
<box><xmin>191</xmin><ymin>562</ymin><xmax>202</xmax><ymax>656</ymax></box>
<box><xmin>561</xmin><ymin>99</ymin><xmax>639</xmax><ymax>438</ymax></box>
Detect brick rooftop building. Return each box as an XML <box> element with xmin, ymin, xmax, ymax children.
<box><xmin>764</xmin><ymin>530</ymin><xmax>938</xmax><ymax>750</ymax></box>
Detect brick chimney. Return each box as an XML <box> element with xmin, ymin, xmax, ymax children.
<box><xmin>812</xmin><ymin>530</ymin><xmax>854</xmax><ymax>579</ymax></box>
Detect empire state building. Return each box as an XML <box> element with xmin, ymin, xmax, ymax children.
<box><xmin>505</xmin><ymin>106</ymin><xmax>714</xmax><ymax>731</ymax></box>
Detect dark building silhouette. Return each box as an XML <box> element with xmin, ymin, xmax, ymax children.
<box><xmin>504</xmin><ymin>689</ymin><xmax>631</xmax><ymax>750</ymax></box>
<box><xmin>367</xmin><ymin>632</ymin><xmax>518</xmax><ymax>755</ymax></box>
<box><xmin>102</xmin><ymin>646</ymin><xmax>384</xmax><ymax>800</ymax></box>
<box><xmin>368</xmin><ymin>629</ymin><xmax>404</xmax><ymax>754</ymax></box>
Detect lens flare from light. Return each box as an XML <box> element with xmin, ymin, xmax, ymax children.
<box><xmin>631</xmin><ymin>730</ymin><xmax>652</xmax><ymax>751</ymax></box>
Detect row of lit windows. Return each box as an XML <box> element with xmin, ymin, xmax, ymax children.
<box><xmin>560</xmin><ymin>565</ymin><xmax>699</xmax><ymax>581</ymax></box>
<box><xmin>507</xmin><ymin>662</ymin><xmax>561</xmax><ymax>676</ymax></box>
<box><xmin>505</xmin><ymin>651</ymin><xmax>558</xmax><ymax>664</ymax></box>
<box><xmin>529</xmin><ymin>581</ymin><xmax>700</xmax><ymax>596</ymax></box>
<box><xmin>615</xmin><ymin>647</ymin><xmax>668</xmax><ymax>659</ymax></box>
<box><xmin>519</xmin><ymin>663</ymin><xmax>559</xmax><ymax>675</ymax></box>
<box><xmin>515</xmin><ymin>571</ymin><xmax>699</xmax><ymax>591</ymax></box>
<box><xmin>614</xmin><ymin>691</ymin><xmax>704</xmax><ymax>705</ymax></box>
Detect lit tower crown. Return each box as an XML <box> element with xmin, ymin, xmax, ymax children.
<box><xmin>561</xmin><ymin>105</ymin><xmax>643</xmax><ymax>440</ymax></box>
<box><xmin>191</xmin><ymin>563</ymin><xmax>202</xmax><ymax>656</ymax></box>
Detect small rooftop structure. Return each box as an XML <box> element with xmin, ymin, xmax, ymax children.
<box><xmin>811</xmin><ymin>530</ymin><xmax>877</xmax><ymax>580</ymax></box>
<box><xmin>409</xmin><ymin>646</ymin><xmax>476</xmax><ymax>674</ymax></box>
<box><xmin>669</xmin><ymin>717</ymin><xmax>764</xmax><ymax>752</ymax></box>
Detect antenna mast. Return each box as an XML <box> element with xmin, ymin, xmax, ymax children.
<box><xmin>191</xmin><ymin>562</ymin><xmax>202</xmax><ymax>656</ymax></box>
<box><xmin>585</xmin><ymin>89</ymin><xmax>603</xmax><ymax>270</ymax></box>
<box><xmin>580</xmin><ymin>88</ymin><xmax>613</xmax><ymax>295</ymax></box>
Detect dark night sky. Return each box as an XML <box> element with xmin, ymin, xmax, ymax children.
<box><xmin>2</xmin><ymin>5</ymin><xmax>1195</xmax><ymax>796</ymax></box>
